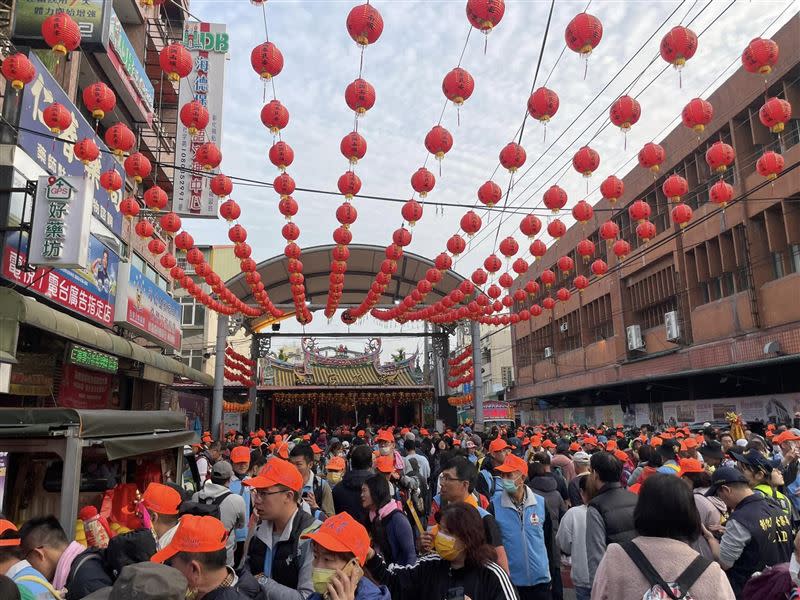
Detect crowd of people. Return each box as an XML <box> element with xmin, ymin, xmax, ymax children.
<box><xmin>3</xmin><ymin>419</ymin><xmax>800</xmax><ymax>599</ymax></box>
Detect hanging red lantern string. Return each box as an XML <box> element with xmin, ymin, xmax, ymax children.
<box><xmin>124</xmin><ymin>152</ymin><xmax>152</xmax><ymax>186</ymax></box>
<box><xmin>660</xmin><ymin>25</ymin><xmax>698</xmax><ymax>87</ymax></box>
<box><xmin>42</xmin><ymin>13</ymin><xmax>81</xmax><ymax>57</ymax></box>
<box><xmin>180</xmin><ymin>100</ymin><xmax>210</xmax><ymax>136</ymax></box>
<box><xmin>1</xmin><ymin>53</ymin><xmax>36</xmax><ymax>91</ymax></box>
<box><xmin>638</xmin><ymin>142</ymin><xmax>665</xmax><ymax>175</ymax></box>
<box><xmin>159</xmin><ymin>43</ymin><xmax>192</xmax><ymax>81</ymax></box>
<box><xmin>565</xmin><ymin>12</ymin><xmax>603</xmax><ymax>78</ymax></box>
<box><xmin>527</xmin><ymin>87</ymin><xmax>559</xmax><ymax>141</ymax></box>
<box><xmin>82</xmin><ymin>82</ymin><xmax>116</xmax><ymax>121</ymax></box>
<box><xmin>609</xmin><ymin>95</ymin><xmax>641</xmax><ymax>148</ymax></box>
<box><xmin>681</xmin><ymin>98</ymin><xmax>713</xmax><ymax>135</ymax></box>
<box><xmin>742</xmin><ymin>38</ymin><xmax>779</xmax><ymax>77</ymax></box>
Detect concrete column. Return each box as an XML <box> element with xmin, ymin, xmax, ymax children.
<box><xmin>471</xmin><ymin>320</ymin><xmax>484</xmax><ymax>432</ymax></box>
<box><xmin>248</xmin><ymin>337</ymin><xmax>257</xmax><ymax>432</ymax></box>
<box><xmin>211</xmin><ymin>313</ymin><xmax>228</xmax><ymax>437</ymax></box>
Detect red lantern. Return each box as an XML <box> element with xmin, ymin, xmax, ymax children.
<box><xmin>147</xmin><ymin>238</ymin><xmax>166</xmax><ymax>256</ymax></box>
<box><xmin>160</xmin><ymin>253</ymin><xmax>177</xmax><ymax>270</ymax></box>
<box><xmin>524</xmin><ymin>280</ymin><xmax>540</xmax><ymax>295</ymax></box>
<box><xmin>336</xmin><ymin>203</ymin><xmax>358</xmax><ymax>229</ymax></box>
<box><xmin>527</xmin><ymin>87</ymin><xmax>559</xmax><ymax>122</ymax></box>
<box><xmin>269</xmin><ymin>141</ymin><xmax>294</xmax><ymax>170</ymax></box>
<box><xmin>512</xmin><ymin>258</ymin><xmax>529</xmax><ymax>275</ymax></box>
<box><xmin>756</xmin><ymin>151</ymin><xmax>784</xmax><ymax>180</ymax></box>
<box><xmin>498</xmin><ymin>273</ymin><xmax>513</xmax><ymax>288</ymax></box>
<box><xmin>574</xmin><ymin>275</ymin><xmax>589</xmax><ymax>293</ymax></box>
<box><xmin>41</xmin><ymin>13</ymin><xmax>80</xmax><ymax>55</ymax></box>
<box><xmin>705</xmin><ymin>141</ymin><xmax>735</xmax><ymax>173</ymax></box>
<box><xmin>487</xmin><ymin>284</ymin><xmax>501</xmax><ymax>298</ymax></box>
<box><xmin>530</xmin><ymin>304</ymin><xmax>543</xmax><ymax>317</ymax></box>
<box><xmin>426</xmin><ymin>268</ymin><xmax>442</xmax><ymax>284</ymax></box>
<box><xmin>565</xmin><ymin>12</ymin><xmax>603</xmax><ymax>56</ymax></box>
<box><xmin>435</xmin><ymin>253</ymin><xmax>452</xmax><ymax>271</ymax></box>
<box><xmin>340</xmin><ymin>131</ymin><xmax>367</xmax><ymax>164</ymax></box>
<box><xmin>159</xmin><ymin>212</ymin><xmax>182</xmax><ymax>235</ymax></box>
<box><xmin>520</xmin><ymin>214</ymin><xmax>541</xmax><ymax>238</ymax></box>
<box><xmin>577</xmin><ymin>239</ymin><xmax>595</xmax><ymax>262</ymax></box>
<box><xmin>477</xmin><ymin>181</ymin><xmax>501</xmax><ymax>207</ymax></box>
<box><xmin>143</xmin><ymin>185</ymin><xmax>168</xmax><ymax>211</ymax></box>
<box><xmin>609</xmin><ymin>95</ymin><xmax>641</xmax><ymax>132</ymax></box>
<box><xmin>43</xmin><ymin>103</ymin><xmax>71</xmax><ymax>134</ymax></box>
<box><xmin>636</xmin><ymin>221</ymin><xmax>657</xmax><ymax>243</ymax></box>
<box><xmin>285</xmin><ymin>242</ymin><xmax>302</xmax><ymax>259</ymax></box>
<box><xmin>82</xmin><ymin>82</ymin><xmax>116</xmax><ymax>120</ymax></box>
<box><xmin>241</xmin><ymin>258</ymin><xmax>258</xmax><ymax>273</ymax></box>
<box><xmin>220</xmin><ymin>199</ymin><xmax>241</xmax><ymax>222</ymax></box>
<box><xmin>1</xmin><ymin>53</ymin><xmax>36</xmax><ymax>91</ymax></box>
<box><xmin>499</xmin><ymin>237</ymin><xmax>519</xmax><ymax>258</ymax></box>
<box><xmin>100</xmin><ymin>169</ymin><xmax>122</xmax><ymax>193</ymax></box>
<box><xmin>338</xmin><ymin>171</ymin><xmax>362</xmax><ymax>199</ymax></box>
<box><xmin>499</xmin><ymin>142</ymin><xmax>526</xmax><ymax>173</ymax></box>
<box><xmin>638</xmin><ymin>142</ymin><xmax>665</xmax><ymax>174</ymax></box>
<box><xmin>613</xmin><ymin>239</ymin><xmax>631</xmax><ymax>261</ymax></box>
<box><xmin>346</xmin><ymin>3</ymin><xmax>384</xmax><ymax>46</ymax></box>
<box><xmin>195</xmin><ymin>143</ymin><xmax>222</xmax><ymax>170</ymax></box>
<box><xmin>273</xmin><ymin>173</ymin><xmax>295</xmax><ymax>198</ymax></box>
<box><xmin>229</xmin><ymin>224</ymin><xmax>248</xmax><ymax>245</ymax></box>
<box><xmin>442</xmin><ymin>67</ymin><xmax>474</xmax><ymax>106</ymax></box>
<box><xmin>209</xmin><ymin>174</ymin><xmax>232</xmax><ymax>198</ymax></box>
<box><xmin>709</xmin><ymin>180</ymin><xmax>733</xmax><ymax>208</ymax></box>
<box><xmin>411</xmin><ymin>167</ymin><xmax>436</xmax><ymax>197</ymax></box>
<box><xmin>345</xmin><ymin>78</ymin><xmax>376</xmax><ymax>114</ymax></box>
<box><xmin>170</xmin><ymin>266</ymin><xmax>185</xmax><ymax>280</ymax></box>
<box><xmin>104</xmin><ymin>123</ymin><xmax>135</xmax><ymax>156</ymax></box>
<box><xmin>629</xmin><ymin>199</ymin><xmax>651</xmax><ymax>224</ymax></box>
<box><xmin>591</xmin><ymin>259</ymin><xmax>608</xmax><ymax>277</ymax></box>
<box><xmin>759</xmin><ymin>97</ymin><xmax>792</xmax><ymax>134</ymax></box>
<box><xmin>278</xmin><ymin>196</ymin><xmax>298</xmax><ymax>220</ymax></box>
<box><xmin>401</xmin><ymin>199</ymin><xmax>423</xmax><ymax>225</ymax></box>
<box><xmin>533</xmin><ymin>239</ymin><xmax>551</xmax><ymax>265</ymax></box>
<box><xmin>541</xmin><ymin>269</ymin><xmax>556</xmax><ymax>288</ymax></box>
<box><xmin>682</xmin><ymin>98</ymin><xmax>713</xmax><ymax>134</ymax></box>
<box><xmin>425</xmin><ymin>125</ymin><xmax>453</xmax><ymax>160</ymax></box>
<box><xmin>461</xmin><ymin>210</ymin><xmax>482</xmax><ymax>236</ymax></box>
<box><xmin>159</xmin><ymin>43</ymin><xmax>192</xmax><ymax>81</ymax></box>
<box><xmin>547</xmin><ymin>219</ymin><xmax>566</xmax><ymax>239</ymax></box>
<box><xmin>124</xmin><ymin>152</ymin><xmax>151</xmax><ymax>184</ymax></box>
<box><xmin>250</xmin><ymin>41</ymin><xmax>283</xmax><ymax>80</ymax></box>
<box><xmin>466</xmin><ymin>0</ymin><xmax>505</xmax><ymax>32</ymax></box>
<box><xmin>557</xmin><ymin>256</ymin><xmax>574</xmax><ymax>275</ymax></box>
<box><xmin>742</xmin><ymin>38</ymin><xmax>779</xmax><ymax>76</ymax></box>
<box><xmin>234</xmin><ymin>243</ymin><xmax>252</xmax><ymax>259</ymax></box>
<box><xmin>671</xmin><ymin>203</ymin><xmax>693</xmax><ymax>228</ymax></box>
<box><xmin>572</xmin><ymin>200</ymin><xmax>594</xmax><ymax>224</ymax></box>
<box><xmin>447</xmin><ymin>234</ymin><xmax>466</xmax><ymax>256</ymax></box>
<box><xmin>180</xmin><ymin>100</ymin><xmax>209</xmax><ymax>135</ymax></box>
<box><xmin>186</xmin><ymin>247</ymin><xmax>204</xmax><ymax>265</ymax></box>
<box><xmin>135</xmin><ymin>219</ymin><xmax>153</xmax><ymax>239</ymax></box>
<box><xmin>73</xmin><ymin>138</ymin><xmax>99</xmax><ymax>164</ymax></box>
<box><xmin>119</xmin><ymin>197</ymin><xmax>140</xmax><ymax>220</ymax></box>
<box><xmin>484</xmin><ymin>254</ymin><xmax>502</xmax><ymax>273</ymax></box>
<box><xmin>543</xmin><ymin>185</ymin><xmax>567</xmax><ymax>213</ymax></box>
<box><xmin>660</xmin><ymin>26</ymin><xmax>697</xmax><ymax>69</ymax></box>
<box><xmin>260</xmin><ymin>100</ymin><xmax>289</xmax><ymax>134</ymax></box>
<box><xmin>572</xmin><ymin>146</ymin><xmax>600</xmax><ymax>177</ymax></box>
<box><xmin>472</xmin><ymin>269</ymin><xmax>488</xmax><ymax>285</ymax></box>
<box><xmin>662</xmin><ymin>174</ymin><xmax>689</xmax><ymax>202</ymax></box>
<box><xmin>600</xmin><ymin>175</ymin><xmax>623</xmax><ymax>204</ymax></box>
<box><xmin>333</xmin><ymin>226</ymin><xmax>352</xmax><ymax>246</ymax></box>
<box><xmin>599</xmin><ymin>220</ymin><xmax>619</xmax><ymax>244</ymax></box>
<box><xmin>282</xmin><ymin>222</ymin><xmax>300</xmax><ymax>242</ymax></box>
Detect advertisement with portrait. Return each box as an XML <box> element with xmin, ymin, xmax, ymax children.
<box><xmin>114</xmin><ymin>262</ymin><xmax>181</xmax><ymax>350</ymax></box>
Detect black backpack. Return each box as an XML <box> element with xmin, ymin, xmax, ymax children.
<box><xmin>408</xmin><ymin>457</ymin><xmax>431</xmax><ymax>516</ymax></box>
<box><xmin>179</xmin><ymin>491</ymin><xmax>232</xmax><ymax>519</ymax></box>
<box><xmin>622</xmin><ymin>540</ymin><xmax>711</xmax><ymax>600</ymax></box>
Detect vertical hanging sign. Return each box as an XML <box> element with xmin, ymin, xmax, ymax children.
<box><xmin>172</xmin><ymin>22</ymin><xmax>228</xmax><ymax>218</ymax></box>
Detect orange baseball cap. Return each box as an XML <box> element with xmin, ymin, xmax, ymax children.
<box><xmin>375</xmin><ymin>455</ymin><xmax>395</xmax><ymax>474</ymax></box>
<box><xmin>651</xmin><ymin>437</ymin><xmax>663</xmax><ymax>447</ymax></box>
<box><xmin>681</xmin><ymin>438</ymin><xmax>698</xmax><ymax>450</ymax></box>
<box><xmin>357</xmin><ymin>430</ymin><xmax>366</xmax><ymax>438</ymax></box>
<box><xmin>774</xmin><ymin>431</ymin><xmax>800</xmax><ymax>444</ymax></box>
<box><xmin>231</xmin><ymin>446</ymin><xmax>251</xmax><ymax>463</ymax></box>
<box><xmin>257</xmin><ymin>429</ymin><xmax>266</xmax><ymax>437</ymax></box>
<box><xmin>244</xmin><ymin>458</ymin><xmax>303</xmax><ymax>492</ymax></box>
<box><xmin>569</xmin><ymin>442</ymin><xmax>581</xmax><ymax>452</ymax></box>
<box><xmin>530</xmin><ymin>435</ymin><xmax>542</xmax><ymax>447</ymax></box>
<box><xmin>251</xmin><ymin>438</ymin><xmax>263</xmax><ymax>447</ymax></box>
<box><xmin>0</xmin><ymin>520</ymin><xmax>20</xmax><ymax>546</ymax></box>
<box><xmin>151</xmin><ymin>515</ymin><xmax>228</xmax><ymax>563</ymax></box>
<box><xmin>453</xmin><ymin>439</ymin><xmax>461</xmax><ymax>447</ymax></box>
<box><xmin>495</xmin><ymin>453</ymin><xmax>528</xmax><ymax>476</ymax></box>
<box><xmin>679</xmin><ymin>458</ymin><xmax>704</xmax><ymax>475</ymax></box>
<box><xmin>420</xmin><ymin>428</ymin><xmax>429</xmax><ymax>436</ymax></box>
<box><xmin>606</xmin><ymin>440</ymin><xmax>618</xmax><ymax>451</ymax></box>
<box><xmin>326</xmin><ymin>456</ymin><xmax>346</xmax><ymax>472</ymax></box>
<box><xmin>201</xmin><ymin>435</ymin><xmax>212</xmax><ymax>444</ymax></box>
<box><xmin>303</xmin><ymin>434</ymin><xmax>311</xmax><ymax>441</ymax></box>
<box><xmin>542</xmin><ymin>439</ymin><xmax>556</xmax><ymax>449</ymax></box>
<box><xmin>274</xmin><ymin>443</ymin><xmax>289</xmax><ymax>460</ymax></box>
<box><xmin>375</xmin><ymin>430</ymin><xmax>394</xmax><ymax>443</ymax></box>
<box><xmin>311</xmin><ymin>444</ymin><xmax>323</xmax><ymax>454</ymax></box>
<box><xmin>142</xmin><ymin>482</ymin><xmax>182</xmax><ymax>516</ymax></box>
<box><xmin>613</xmin><ymin>450</ymin><xmax>628</xmax><ymax>462</ymax></box>
<box><xmin>488</xmin><ymin>437</ymin><xmax>512</xmax><ymax>452</ymax></box>
<box><xmin>302</xmin><ymin>512</ymin><xmax>370</xmax><ymax>565</ymax></box>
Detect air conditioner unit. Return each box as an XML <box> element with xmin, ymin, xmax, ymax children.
<box><xmin>665</xmin><ymin>311</ymin><xmax>680</xmax><ymax>341</ymax></box>
<box><xmin>543</xmin><ymin>346</ymin><xmax>554</xmax><ymax>359</ymax></box>
<box><xmin>627</xmin><ymin>324</ymin><xmax>645</xmax><ymax>351</ymax></box>
<box><xmin>559</xmin><ymin>322</ymin><xmax>569</xmax><ymax>333</ymax></box>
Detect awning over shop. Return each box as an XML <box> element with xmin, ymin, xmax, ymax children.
<box><xmin>0</xmin><ymin>288</ymin><xmax>213</xmax><ymax>385</ymax></box>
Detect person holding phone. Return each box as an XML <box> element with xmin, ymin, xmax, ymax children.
<box><xmin>302</xmin><ymin>512</ymin><xmax>390</xmax><ymax>600</ymax></box>
<box><xmin>364</xmin><ymin>502</ymin><xmax>518</xmax><ymax>600</ymax></box>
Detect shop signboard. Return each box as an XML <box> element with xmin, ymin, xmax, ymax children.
<box><xmin>28</xmin><ymin>175</ymin><xmax>92</xmax><ymax>269</ymax></box>
<box><xmin>223</xmin><ymin>412</ymin><xmax>242</xmax><ymax>433</ymax></box>
<box><xmin>17</xmin><ymin>52</ymin><xmax>124</xmax><ymax>237</ymax></box>
<box><xmin>172</xmin><ymin>22</ymin><xmax>228</xmax><ymax>217</ymax></box>
<box><xmin>58</xmin><ymin>364</ymin><xmax>112</xmax><ymax>409</ymax></box>
<box><xmin>67</xmin><ymin>343</ymin><xmax>118</xmax><ymax>374</ymax></box>
<box><xmin>12</xmin><ymin>0</ymin><xmax>112</xmax><ymax>52</ymax></box>
<box><xmin>115</xmin><ymin>262</ymin><xmax>181</xmax><ymax>350</ymax></box>
<box><xmin>103</xmin><ymin>12</ymin><xmax>154</xmax><ymax>124</ymax></box>
<box><xmin>2</xmin><ymin>231</ymin><xmax>118</xmax><ymax>327</ymax></box>
<box><xmin>9</xmin><ymin>353</ymin><xmax>55</xmax><ymax>396</ymax></box>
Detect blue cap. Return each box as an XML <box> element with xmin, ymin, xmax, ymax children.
<box><xmin>705</xmin><ymin>465</ymin><xmax>748</xmax><ymax>496</ymax></box>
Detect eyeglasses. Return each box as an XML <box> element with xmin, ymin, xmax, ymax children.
<box><xmin>439</xmin><ymin>475</ymin><xmax>465</xmax><ymax>483</ymax></box>
<box><xmin>251</xmin><ymin>489</ymin><xmax>287</xmax><ymax>499</ymax></box>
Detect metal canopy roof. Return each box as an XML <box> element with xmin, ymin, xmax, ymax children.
<box><xmin>226</xmin><ymin>244</ymin><xmax>469</xmax><ymax>308</ymax></box>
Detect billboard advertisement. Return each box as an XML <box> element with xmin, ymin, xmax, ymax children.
<box><xmin>114</xmin><ymin>262</ymin><xmax>181</xmax><ymax>350</ymax></box>
<box><xmin>104</xmin><ymin>12</ymin><xmax>155</xmax><ymax>124</ymax></box>
<box><xmin>58</xmin><ymin>364</ymin><xmax>113</xmax><ymax>409</ymax></box>
<box><xmin>172</xmin><ymin>22</ymin><xmax>228</xmax><ymax>217</ymax></box>
<box><xmin>12</xmin><ymin>0</ymin><xmax>112</xmax><ymax>52</ymax></box>
<box><xmin>3</xmin><ymin>231</ymin><xmax>118</xmax><ymax>327</ymax></box>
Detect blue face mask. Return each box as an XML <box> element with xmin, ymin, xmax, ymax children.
<box><xmin>502</xmin><ymin>478</ymin><xmax>519</xmax><ymax>494</ymax></box>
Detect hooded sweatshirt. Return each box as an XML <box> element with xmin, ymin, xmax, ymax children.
<box><xmin>332</xmin><ymin>468</ymin><xmax>372</xmax><ymax>524</ymax></box>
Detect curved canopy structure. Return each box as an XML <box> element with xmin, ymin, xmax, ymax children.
<box><xmin>226</xmin><ymin>244</ymin><xmax>469</xmax><ymax>311</ymax></box>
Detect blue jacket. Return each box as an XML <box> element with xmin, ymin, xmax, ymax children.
<box><xmin>7</xmin><ymin>560</ymin><xmax>60</xmax><ymax>599</ymax></box>
<box><xmin>491</xmin><ymin>486</ymin><xmax>551</xmax><ymax>587</ymax></box>
<box><xmin>308</xmin><ymin>576</ymin><xmax>390</xmax><ymax>600</ymax></box>
<box><xmin>229</xmin><ymin>475</ymin><xmax>252</xmax><ymax>543</ymax></box>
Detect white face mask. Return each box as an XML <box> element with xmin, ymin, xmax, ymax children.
<box><xmin>791</xmin><ymin>554</ymin><xmax>800</xmax><ymax>585</ymax></box>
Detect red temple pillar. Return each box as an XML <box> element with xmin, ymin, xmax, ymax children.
<box><xmin>313</xmin><ymin>404</ymin><xmax>318</xmax><ymax>429</ymax></box>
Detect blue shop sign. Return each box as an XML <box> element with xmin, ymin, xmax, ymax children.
<box><xmin>16</xmin><ymin>52</ymin><xmax>124</xmax><ymax>238</ymax></box>
<box><xmin>108</xmin><ymin>12</ymin><xmax>154</xmax><ymax>114</ymax></box>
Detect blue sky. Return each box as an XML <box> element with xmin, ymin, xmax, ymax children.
<box><xmin>184</xmin><ymin>0</ymin><xmax>796</xmax><ymax>354</ymax></box>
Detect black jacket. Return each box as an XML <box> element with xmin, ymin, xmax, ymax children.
<box><xmin>247</xmin><ymin>509</ymin><xmax>316</xmax><ymax>589</ymax></box>
<box><xmin>234</xmin><ymin>568</ymin><xmax>266</xmax><ymax>600</ymax></box>
<box><xmin>588</xmin><ymin>482</ymin><xmax>637</xmax><ymax>546</ymax></box>
<box><xmin>332</xmin><ymin>468</ymin><xmax>372</xmax><ymax>523</ymax></box>
<box><xmin>65</xmin><ymin>549</ymin><xmax>113</xmax><ymax>600</ymax></box>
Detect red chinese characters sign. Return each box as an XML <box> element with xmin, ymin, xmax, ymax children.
<box><xmin>58</xmin><ymin>364</ymin><xmax>112</xmax><ymax>409</ymax></box>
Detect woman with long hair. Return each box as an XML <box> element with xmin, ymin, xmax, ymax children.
<box><xmin>364</xmin><ymin>502</ymin><xmax>518</xmax><ymax>600</ymax></box>
<box><xmin>360</xmin><ymin>475</ymin><xmax>416</xmax><ymax>566</ymax></box>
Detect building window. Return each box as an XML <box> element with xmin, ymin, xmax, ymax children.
<box><xmin>515</xmin><ymin>335</ymin><xmax>531</xmax><ymax>367</ymax></box>
<box><xmin>181</xmin><ymin>297</ymin><xmax>206</xmax><ymax>328</ymax></box>
<box><xmin>772</xmin><ymin>251</ymin><xmax>785</xmax><ymax>279</ymax></box>
<box><xmin>556</xmin><ymin>310</ymin><xmax>581</xmax><ymax>352</ymax></box>
<box><xmin>627</xmin><ymin>265</ymin><xmax>678</xmax><ymax>330</ymax></box>
<box><xmin>791</xmin><ymin>245</ymin><xmax>800</xmax><ymax>274</ymax></box>
<box><xmin>501</xmin><ymin>366</ymin><xmax>513</xmax><ymax>388</ymax></box>
<box><xmin>132</xmin><ymin>253</ymin><xmax>145</xmax><ymax>273</ymax></box>
<box><xmin>530</xmin><ymin>324</ymin><xmax>553</xmax><ymax>362</ymax></box>
<box><xmin>584</xmin><ymin>294</ymin><xmax>613</xmax><ymax>342</ymax></box>
<box><xmin>180</xmin><ymin>349</ymin><xmax>205</xmax><ymax>371</ymax></box>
